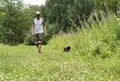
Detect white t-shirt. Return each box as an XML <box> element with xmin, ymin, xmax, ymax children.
<box><xmin>33</xmin><ymin>18</ymin><xmax>44</xmax><ymax>34</ymax></box>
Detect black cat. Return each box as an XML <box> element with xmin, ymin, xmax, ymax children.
<box><xmin>64</xmin><ymin>46</ymin><xmax>71</xmax><ymax>52</ymax></box>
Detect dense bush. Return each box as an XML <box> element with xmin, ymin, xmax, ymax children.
<box><xmin>0</xmin><ymin>0</ymin><xmax>28</xmax><ymax>45</ymax></box>
<box><xmin>24</xmin><ymin>34</ymin><xmax>34</xmax><ymax>45</ymax></box>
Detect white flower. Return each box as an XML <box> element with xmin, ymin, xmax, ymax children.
<box><xmin>116</xmin><ymin>18</ymin><xmax>120</xmax><ymax>21</ymax></box>
<box><xmin>1</xmin><ymin>77</ymin><xmax>4</xmax><ymax>80</ymax></box>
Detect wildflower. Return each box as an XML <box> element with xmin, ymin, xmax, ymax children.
<box><xmin>116</xmin><ymin>18</ymin><xmax>120</xmax><ymax>21</ymax></box>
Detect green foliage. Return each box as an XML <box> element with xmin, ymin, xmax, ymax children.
<box><xmin>1</xmin><ymin>0</ymin><xmax>119</xmax><ymax>45</ymax></box>
<box><xmin>40</xmin><ymin>0</ymin><xmax>119</xmax><ymax>37</ymax></box>
<box><xmin>94</xmin><ymin>0</ymin><xmax>119</xmax><ymax>13</ymax></box>
<box><xmin>0</xmin><ymin>1</ymin><xmax>42</xmax><ymax>45</ymax></box>
<box><xmin>41</xmin><ymin>0</ymin><xmax>94</xmax><ymax>33</ymax></box>
<box><xmin>48</xmin><ymin>15</ymin><xmax>119</xmax><ymax>58</ymax></box>
<box><xmin>0</xmin><ymin>14</ymin><xmax>120</xmax><ymax>81</ymax></box>
<box><xmin>0</xmin><ymin>1</ymin><xmax>120</xmax><ymax>80</ymax></box>
<box><xmin>24</xmin><ymin>34</ymin><xmax>34</xmax><ymax>45</ymax></box>
<box><xmin>0</xmin><ymin>0</ymin><xmax>27</xmax><ymax>45</ymax></box>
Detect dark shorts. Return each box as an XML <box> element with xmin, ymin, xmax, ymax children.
<box><xmin>34</xmin><ymin>33</ymin><xmax>43</xmax><ymax>44</ymax></box>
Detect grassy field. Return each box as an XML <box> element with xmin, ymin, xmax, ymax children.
<box><xmin>0</xmin><ymin>16</ymin><xmax>120</xmax><ymax>81</ymax></box>
<box><xmin>0</xmin><ymin>45</ymin><xmax>120</xmax><ymax>81</ymax></box>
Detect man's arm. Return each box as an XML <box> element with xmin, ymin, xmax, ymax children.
<box><xmin>32</xmin><ymin>23</ymin><xmax>34</xmax><ymax>36</ymax></box>
<box><xmin>43</xmin><ymin>22</ymin><xmax>48</xmax><ymax>35</ymax></box>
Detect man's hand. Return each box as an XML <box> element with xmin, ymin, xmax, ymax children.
<box><xmin>32</xmin><ymin>32</ymin><xmax>34</xmax><ymax>37</ymax></box>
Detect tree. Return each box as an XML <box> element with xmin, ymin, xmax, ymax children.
<box><xmin>41</xmin><ymin>0</ymin><xmax>94</xmax><ymax>33</ymax></box>
<box><xmin>0</xmin><ymin>0</ymin><xmax>27</xmax><ymax>45</ymax></box>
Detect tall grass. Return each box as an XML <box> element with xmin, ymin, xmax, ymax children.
<box><xmin>48</xmin><ymin>14</ymin><xmax>120</xmax><ymax>58</ymax></box>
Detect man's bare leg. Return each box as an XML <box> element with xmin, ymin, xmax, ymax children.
<box><xmin>37</xmin><ymin>43</ymin><xmax>41</xmax><ymax>53</ymax></box>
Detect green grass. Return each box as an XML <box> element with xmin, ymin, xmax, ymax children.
<box><xmin>0</xmin><ymin>45</ymin><xmax>120</xmax><ymax>81</ymax></box>
<box><xmin>0</xmin><ymin>16</ymin><xmax>120</xmax><ymax>81</ymax></box>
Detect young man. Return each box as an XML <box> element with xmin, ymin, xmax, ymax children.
<box><xmin>32</xmin><ymin>11</ymin><xmax>47</xmax><ymax>53</ymax></box>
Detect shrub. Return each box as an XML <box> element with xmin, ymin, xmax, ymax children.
<box><xmin>24</xmin><ymin>34</ymin><xmax>34</xmax><ymax>45</ymax></box>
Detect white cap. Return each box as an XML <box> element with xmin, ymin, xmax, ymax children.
<box><xmin>36</xmin><ymin>11</ymin><xmax>40</xmax><ymax>15</ymax></box>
